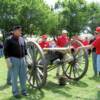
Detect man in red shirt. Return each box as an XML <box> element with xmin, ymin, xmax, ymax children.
<box><xmin>56</xmin><ymin>30</ymin><xmax>69</xmax><ymax>47</ymax></box>
<box><xmin>78</xmin><ymin>27</ymin><xmax>100</xmax><ymax>76</ymax></box>
<box><xmin>39</xmin><ymin>35</ymin><xmax>49</xmax><ymax>48</ymax></box>
<box><xmin>52</xmin><ymin>30</ymin><xmax>69</xmax><ymax>76</ymax></box>
<box><xmin>82</xmin><ymin>37</ymin><xmax>89</xmax><ymax>46</ymax></box>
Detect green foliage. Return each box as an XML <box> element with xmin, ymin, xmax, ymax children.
<box><xmin>87</xmin><ymin>2</ymin><xmax>100</xmax><ymax>33</ymax></box>
<box><xmin>0</xmin><ymin>0</ymin><xmax>58</xmax><ymax>35</ymax></box>
<box><xmin>56</xmin><ymin>0</ymin><xmax>100</xmax><ymax>36</ymax></box>
<box><xmin>0</xmin><ymin>0</ymin><xmax>100</xmax><ymax>36</ymax></box>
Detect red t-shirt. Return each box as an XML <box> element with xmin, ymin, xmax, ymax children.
<box><xmin>92</xmin><ymin>37</ymin><xmax>100</xmax><ymax>54</ymax></box>
<box><xmin>39</xmin><ymin>41</ymin><xmax>49</xmax><ymax>48</ymax></box>
<box><xmin>72</xmin><ymin>43</ymin><xmax>80</xmax><ymax>48</ymax></box>
<box><xmin>82</xmin><ymin>40</ymin><xmax>89</xmax><ymax>46</ymax></box>
<box><xmin>56</xmin><ymin>34</ymin><xmax>69</xmax><ymax>47</ymax></box>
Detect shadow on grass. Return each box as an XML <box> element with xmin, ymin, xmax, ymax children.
<box><xmin>96</xmin><ymin>90</ymin><xmax>100</xmax><ymax>100</ymax></box>
<box><xmin>26</xmin><ymin>88</ymin><xmax>44</xmax><ymax>100</ymax></box>
<box><xmin>44</xmin><ymin>81</ymin><xmax>72</xmax><ymax>98</ymax></box>
<box><xmin>88</xmin><ymin>76</ymin><xmax>100</xmax><ymax>82</ymax></box>
<box><xmin>5</xmin><ymin>85</ymin><xmax>44</xmax><ymax>100</ymax></box>
<box><xmin>0</xmin><ymin>84</ymin><xmax>10</xmax><ymax>91</ymax></box>
<box><xmin>1</xmin><ymin>80</ymin><xmax>88</xmax><ymax>100</ymax></box>
<box><xmin>73</xmin><ymin>96</ymin><xmax>95</xmax><ymax>100</ymax></box>
<box><xmin>70</xmin><ymin>80</ymin><xmax>88</xmax><ymax>88</ymax></box>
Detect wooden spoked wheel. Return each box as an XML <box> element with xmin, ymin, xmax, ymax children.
<box><xmin>26</xmin><ymin>41</ymin><xmax>47</xmax><ymax>89</ymax></box>
<box><xmin>62</xmin><ymin>39</ymin><xmax>88</xmax><ymax>81</ymax></box>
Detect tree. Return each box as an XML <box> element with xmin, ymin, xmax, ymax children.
<box><xmin>55</xmin><ymin>0</ymin><xmax>100</xmax><ymax>36</ymax></box>
<box><xmin>0</xmin><ymin>0</ymin><xmax>58</xmax><ymax>35</ymax></box>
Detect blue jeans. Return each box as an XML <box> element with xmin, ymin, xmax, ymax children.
<box><xmin>7</xmin><ymin>68</ymin><xmax>12</xmax><ymax>84</ymax></box>
<box><xmin>92</xmin><ymin>52</ymin><xmax>97</xmax><ymax>75</ymax></box>
<box><xmin>0</xmin><ymin>48</ymin><xmax>3</xmax><ymax>57</ymax></box>
<box><xmin>10</xmin><ymin>57</ymin><xmax>27</xmax><ymax>96</ymax></box>
<box><xmin>97</xmin><ymin>55</ymin><xmax>100</xmax><ymax>72</ymax></box>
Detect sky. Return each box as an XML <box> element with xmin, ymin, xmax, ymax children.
<box><xmin>44</xmin><ymin>0</ymin><xmax>57</xmax><ymax>7</ymax></box>
<box><xmin>44</xmin><ymin>0</ymin><xmax>100</xmax><ymax>6</ymax></box>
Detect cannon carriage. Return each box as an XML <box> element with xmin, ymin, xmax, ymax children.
<box><xmin>26</xmin><ymin>38</ymin><xmax>88</xmax><ymax>89</ymax></box>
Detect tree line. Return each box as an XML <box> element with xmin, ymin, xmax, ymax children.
<box><xmin>0</xmin><ymin>0</ymin><xmax>100</xmax><ymax>36</ymax></box>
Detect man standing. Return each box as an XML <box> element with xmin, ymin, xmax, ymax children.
<box><xmin>78</xmin><ymin>26</ymin><xmax>100</xmax><ymax>76</ymax></box>
<box><xmin>39</xmin><ymin>34</ymin><xmax>49</xmax><ymax>48</ymax></box>
<box><xmin>4</xmin><ymin>26</ymin><xmax>27</xmax><ymax>98</ymax></box>
<box><xmin>89</xmin><ymin>33</ymin><xmax>97</xmax><ymax>76</ymax></box>
<box><xmin>56</xmin><ymin>30</ymin><xmax>69</xmax><ymax>47</ymax></box>
<box><xmin>0</xmin><ymin>41</ymin><xmax>3</xmax><ymax>57</ymax></box>
<box><xmin>55</xmin><ymin>30</ymin><xmax>69</xmax><ymax>76</ymax></box>
<box><xmin>82</xmin><ymin>37</ymin><xmax>89</xmax><ymax>46</ymax></box>
<box><xmin>6</xmin><ymin>32</ymin><xmax>13</xmax><ymax>85</ymax></box>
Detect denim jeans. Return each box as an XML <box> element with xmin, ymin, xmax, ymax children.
<box><xmin>10</xmin><ymin>57</ymin><xmax>27</xmax><ymax>96</ymax></box>
<box><xmin>92</xmin><ymin>52</ymin><xmax>97</xmax><ymax>75</ymax></box>
<box><xmin>97</xmin><ymin>55</ymin><xmax>100</xmax><ymax>72</ymax></box>
<box><xmin>7</xmin><ymin>68</ymin><xmax>12</xmax><ymax>84</ymax></box>
<box><xmin>0</xmin><ymin>48</ymin><xmax>3</xmax><ymax>58</ymax></box>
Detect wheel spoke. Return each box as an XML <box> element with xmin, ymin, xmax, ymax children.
<box><xmin>75</xmin><ymin>68</ymin><xmax>80</xmax><ymax>76</ymax></box>
<box><xmin>73</xmin><ymin>67</ymin><xmax>76</xmax><ymax>78</ymax></box>
<box><xmin>69</xmin><ymin>66</ymin><xmax>73</xmax><ymax>77</ymax></box>
<box><xmin>37</xmin><ymin>67</ymin><xmax>44</xmax><ymax>76</ymax></box>
<box><xmin>36</xmin><ymin>72</ymin><xmax>42</xmax><ymax>84</ymax></box>
<box><xmin>76</xmin><ymin>54</ymin><xmax>84</xmax><ymax>59</ymax></box>
<box><xmin>65</xmin><ymin>64</ymin><xmax>71</xmax><ymax>73</ymax></box>
<box><xmin>75</xmin><ymin>63</ymin><xmax>83</xmax><ymax>72</ymax></box>
<box><xmin>32</xmin><ymin>70</ymin><xmax>37</xmax><ymax>87</ymax></box>
<box><xmin>27</xmin><ymin>71</ymin><xmax>32</xmax><ymax>83</ymax></box>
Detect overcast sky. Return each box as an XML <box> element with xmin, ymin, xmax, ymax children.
<box><xmin>44</xmin><ymin>0</ymin><xmax>100</xmax><ymax>6</ymax></box>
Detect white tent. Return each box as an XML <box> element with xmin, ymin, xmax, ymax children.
<box><xmin>79</xmin><ymin>34</ymin><xmax>94</xmax><ymax>40</ymax></box>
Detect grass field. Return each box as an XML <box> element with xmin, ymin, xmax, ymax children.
<box><xmin>0</xmin><ymin>57</ymin><xmax>100</xmax><ymax>100</ymax></box>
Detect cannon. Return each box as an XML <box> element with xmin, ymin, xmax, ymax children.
<box><xmin>26</xmin><ymin>38</ymin><xmax>88</xmax><ymax>89</ymax></box>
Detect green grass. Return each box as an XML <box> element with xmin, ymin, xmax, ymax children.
<box><xmin>0</xmin><ymin>56</ymin><xmax>100</xmax><ymax>100</ymax></box>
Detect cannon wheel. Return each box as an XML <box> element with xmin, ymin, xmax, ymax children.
<box><xmin>62</xmin><ymin>39</ymin><xmax>88</xmax><ymax>81</ymax></box>
<box><xmin>26</xmin><ymin>41</ymin><xmax>47</xmax><ymax>89</ymax></box>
